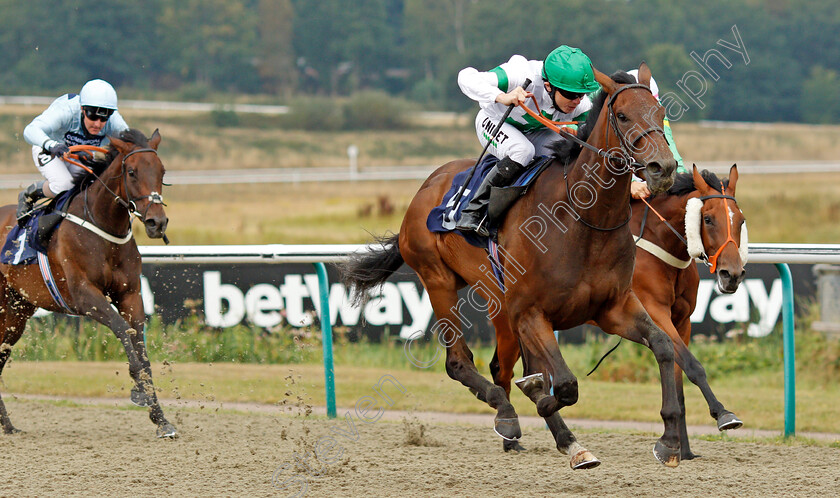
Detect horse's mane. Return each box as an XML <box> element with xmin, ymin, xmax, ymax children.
<box><xmin>667</xmin><ymin>170</ymin><xmax>729</xmax><ymax>196</ymax></box>
<box><xmin>104</xmin><ymin>128</ymin><xmax>150</xmax><ymax>164</ymax></box>
<box><xmin>80</xmin><ymin>129</ymin><xmax>150</xmax><ymax>185</ymax></box>
<box><xmin>551</xmin><ymin>70</ymin><xmax>636</xmax><ymax>165</ymax></box>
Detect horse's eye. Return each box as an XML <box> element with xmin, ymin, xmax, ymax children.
<box><xmin>703</xmin><ymin>215</ymin><xmax>713</xmax><ymax>225</ymax></box>
<box><xmin>127</xmin><ymin>169</ymin><xmax>136</xmax><ymax>178</ymax></box>
<box><xmin>617</xmin><ymin>113</ymin><xmax>628</xmax><ymax>122</ymax></box>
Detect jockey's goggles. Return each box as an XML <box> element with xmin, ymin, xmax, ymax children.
<box><xmin>557</xmin><ymin>88</ymin><xmax>586</xmax><ymax>101</ymax></box>
<box><xmin>83</xmin><ymin>106</ymin><xmax>114</xmax><ymax>122</ymax></box>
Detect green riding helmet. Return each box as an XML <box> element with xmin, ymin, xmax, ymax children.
<box><xmin>542</xmin><ymin>45</ymin><xmax>601</xmax><ymax>93</ymax></box>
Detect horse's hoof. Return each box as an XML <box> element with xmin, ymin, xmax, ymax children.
<box><xmin>2</xmin><ymin>426</ymin><xmax>21</xmax><ymax>435</ymax></box>
<box><xmin>156</xmin><ymin>423</ymin><xmax>178</xmax><ymax>439</ymax></box>
<box><xmin>514</xmin><ymin>373</ymin><xmax>544</xmax><ymax>401</ymax></box>
<box><xmin>503</xmin><ymin>439</ymin><xmax>526</xmax><ymax>452</ymax></box>
<box><xmin>570</xmin><ymin>449</ymin><xmax>601</xmax><ymax>470</ymax></box>
<box><xmin>717</xmin><ymin>411</ymin><xmax>743</xmax><ymax>431</ymax></box>
<box><xmin>653</xmin><ymin>440</ymin><xmax>680</xmax><ymax>468</ymax></box>
<box><xmin>493</xmin><ymin>416</ymin><xmax>522</xmax><ymax>441</ymax></box>
<box><xmin>131</xmin><ymin>386</ymin><xmax>154</xmax><ymax>407</ymax></box>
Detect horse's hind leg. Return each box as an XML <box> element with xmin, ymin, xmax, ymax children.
<box><xmin>513</xmin><ymin>311</ymin><xmax>600</xmax><ymax>469</ymax></box>
<box><xmin>0</xmin><ymin>285</ymin><xmax>36</xmax><ymax>434</ymax></box>
<box><xmin>488</xmin><ymin>309</ymin><xmax>526</xmax><ymax>452</ymax></box>
<box><xmin>426</xmin><ymin>285</ymin><xmax>522</xmax><ymax>442</ymax></box>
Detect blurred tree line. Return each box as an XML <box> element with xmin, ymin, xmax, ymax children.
<box><xmin>0</xmin><ymin>0</ymin><xmax>837</xmax><ymax>123</ymax></box>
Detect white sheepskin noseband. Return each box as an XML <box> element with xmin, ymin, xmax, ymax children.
<box><xmin>685</xmin><ymin>196</ymin><xmax>749</xmax><ymax>264</ymax></box>
<box><xmin>685</xmin><ymin>197</ymin><xmax>704</xmax><ymax>259</ymax></box>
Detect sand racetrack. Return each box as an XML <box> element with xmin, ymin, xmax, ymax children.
<box><xmin>0</xmin><ymin>397</ymin><xmax>838</xmax><ymax>497</ymax></box>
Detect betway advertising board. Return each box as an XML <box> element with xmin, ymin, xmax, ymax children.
<box><xmin>135</xmin><ymin>262</ymin><xmax>814</xmax><ymax>342</ymax></box>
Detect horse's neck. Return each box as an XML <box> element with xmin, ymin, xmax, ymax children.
<box><xmin>75</xmin><ymin>171</ymin><xmax>130</xmax><ymax>235</ymax></box>
<box><xmin>563</xmin><ymin>128</ymin><xmax>633</xmax><ymax>228</ymax></box>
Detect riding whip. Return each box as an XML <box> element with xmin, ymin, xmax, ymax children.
<box><xmin>450</xmin><ymin>78</ymin><xmax>532</xmax><ymax>210</ymax></box>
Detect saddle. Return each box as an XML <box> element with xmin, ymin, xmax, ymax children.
<box><xmin>427</xmin><ymin>155</ymin><xmax>554</xmax><ymax>248</ymax></box>
<box><xmin>2</xmin><ymin>190</ymin><xmax>74</xmax><ymax>265</ymax></box>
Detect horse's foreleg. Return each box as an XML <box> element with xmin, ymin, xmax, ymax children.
<box><xmin>116</xmin><ymin>292</ymin><xmax>154</xmax><ymax>406</ymax></box>
<box><xmin>514</xmin><ymin>311</ymin><xmax>599</xmax><ymax>469</ymax></box>
<box><xmin>76</xmin><ymin>284</ymin><xmax>174</xmax><ymax>437</ymax></box>
<box><xmin>117</xmin><ymin>291</ymin><xmax>177</xmax><ymax>438</ymax></box>
<box><xmin>597</xmin><ymin>294</ymin><xmax>682</xmax><ymax>467</ymax></box>
<box><xmin>646</xmin><ymin>301</ymin><xmax>699</xmax><ymax>459</ymax></box>
<box><xmin>671</xmin><ymin>321</ymin><xmax>742</xmax><ymax>433</ymax></box>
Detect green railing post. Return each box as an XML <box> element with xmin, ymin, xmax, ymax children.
<box><xmin>314</xmin><ymin>263</ymin><xmax>337</xmax><ymax>418</ymax></box>
<box><xmin>775</xmin><ymin>263</ymin><xmax>796</xmax><ymax>437</ymax></box>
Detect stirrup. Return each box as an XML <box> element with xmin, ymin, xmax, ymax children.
<box><xmin>455</xmin><ymin>212</ymin><xmax>489</xmax><ymax>236</ymax></box>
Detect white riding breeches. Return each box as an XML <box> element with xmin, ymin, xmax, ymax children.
<box><xmin>32</xmin><ymin>145</ymin><xmax>88</xmax><ymax>195</ymax></box>
<box><xmin>474</xmin><ymin>109</ymin><xmax>562</xmax><ymax>166</ymax></box>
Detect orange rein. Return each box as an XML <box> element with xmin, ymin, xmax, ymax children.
<box><xmin>516</xmin><ymin>94</ymin><xmax>579</xmax><ymax>134</ymax></box>
<box><xmin>63</xmin><ymin>144</ymin><xmax>109</xmax><ymax>174</ymax></box>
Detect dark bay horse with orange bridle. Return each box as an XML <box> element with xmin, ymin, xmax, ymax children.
<box><xmin>0</xmin><ymin>129</ymin><xmax>176</xmax><ymax>438</ymax></box>
<box><xmin>342</xmin><ymin>64</ymin><xmax>720</xmax><ymax>468</ymax></box>
<box><xmin>493</xmin><ymin>164</ymin><xmax>747</xmax><ymax>460</ymax></box>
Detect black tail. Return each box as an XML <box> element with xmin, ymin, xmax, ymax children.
<box><xmin>339</xmin><ymin>233</ymin><xmax>404</xmax><ymax>306</ymax></box>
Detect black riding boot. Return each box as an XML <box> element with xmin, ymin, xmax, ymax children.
<box><xmin>455</xmin><ymin>157</ymin><xmax>524</xmax><ymax>236</ymax></box>
<box><xmin>16</xmin><ymin>180</ymin><xmax>47</xmax><ymax>224</ymax></box>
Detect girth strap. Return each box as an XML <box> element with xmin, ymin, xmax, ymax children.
<box><xmin>37</xmin><ymin>251</ymin><xmax>75</xmax><ymax>314</ymax></box>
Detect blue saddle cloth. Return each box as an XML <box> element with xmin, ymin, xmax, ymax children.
<box><xmin>426</xmin><ymin>155</ymin><xmax>552</xmax><ymax>248</ymax></box>
<box><xmin>1</xmin><ymin>190</ymin><xmax>74</xmax><ymax>265</ymax></box>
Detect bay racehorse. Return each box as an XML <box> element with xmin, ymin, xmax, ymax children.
<box><xmin>0</xmin><ymin>129</ymin><xmax>176</xmax><ymax>438</ymax></box>
<box><xmin>632</xmin><ymin>165</ymin><xmax>747</xmax><ymax>458</ymax></box>
<box><xmin>493</xmin><ymin>164</ymin><xmax>747</xmax><ymax>460</ymax></box>
<box><xmin>341</xmin><ymin>64</ymin><xmax>718</xmax><ymax>468</ymax></box>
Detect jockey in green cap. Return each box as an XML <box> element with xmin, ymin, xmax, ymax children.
<box><xmin>456</xmin><ymin>45</ymin><xmax>601</xmax><ymax>236</ymax></box>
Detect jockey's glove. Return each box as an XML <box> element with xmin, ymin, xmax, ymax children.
<box><xmin>47</xmin><ymin>142</ymin><xmax>70</xmax><ymax>159</ymax></box>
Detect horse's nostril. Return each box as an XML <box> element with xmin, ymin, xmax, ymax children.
<box><xmin>647</xmin><ymin>162</ymin><xmax>661</xmax><ymax>177</ymax></box>
<box><xmin>719</xmin><ymin>270</ymin><xmax>730</xmax><ymax>279</ymax></box>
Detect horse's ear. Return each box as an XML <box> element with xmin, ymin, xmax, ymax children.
<box><xmin>109</xmin><ymin>136</ymin><xmax>129</xmax><ymax>154</ymax></box>
<box><xmin>593</xmin><ymin>66</ymin><xmax>617</xmax><ymax>94</ymax></box>
<box><xmin>692</xmin><ymin>164</ymin><xmax>712</xmax><ymax>196</ymax></box>
<box><xmin>637</xmin><ymin>61</ymin><xmax>652</xmax><ymax>88</ymax></box>
<box><xmin>149</xmin><ymin>129</ymin><xmax>161</xmax><ymax>150</ymax></box>
<box><xmin>726</xmin><ymin>164</ymin><xmax>739</xmax><ymax>195</ymax></box>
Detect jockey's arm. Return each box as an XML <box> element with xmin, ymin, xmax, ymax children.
<box><xmin>459</xmin><ymin>55</ymin><xmax>534</xmax><ymax>106</ymax></box>
<box><xmin>458</xmin><ymin>67</ymin><xmax>505</xmax><ymax>105</ymax></box>
<box><xmin>663</xmin><ymin>118</ymin><xmax>687</xmax><ymax>173</ymax></box>
<box><xmin>23</xmin><ymin>97</ymin><xmax>74</xmax><ymax>151</ymax></box>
